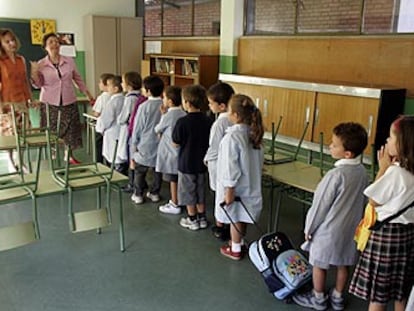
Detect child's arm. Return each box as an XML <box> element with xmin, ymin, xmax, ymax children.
<box><xmin>96</xmin><ymin>101</ymin><xmax>115</xmax><ymax>134</ymax></box>
<box><xmin>304</xmin><ymin>171</ymin><xmax>340</xmax><ymax>240</ymax></box>
<box><xmin>117</xmin><ymin>96</ymin><xmax>134</xmax><ymax>125</ymax></box>
<box><xmin>369</xmin><ymin>144</ymin><xmax>395</xmax><ymax>206</ymax></box>
<box><xmin>154</xmin><ymin>113</ymin><xmax>168</xmax><ymax>135</ymax></box>
<box><xmin>171</xmin><ymin>119</ymin><xmax>183</xmax><ymax>147</ymax></box>
<box><xmin>224</xmin><ymin>187</ymin><xmax>235</xmax><ymax>205</ymax></box>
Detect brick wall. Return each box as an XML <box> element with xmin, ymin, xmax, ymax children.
<box><xmin>145</xmin><ymin>0</ymin><xmax>220</xmax><ymax>36</ymax></box>
<box><xmin>145</xmin><ymin>0</ymin><xmax>397</xmax><ymax>36</ymax></box>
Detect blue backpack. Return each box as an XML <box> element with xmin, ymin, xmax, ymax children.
<box><xmin>248</xmin><ymin>232</ymin><xmax>312</xmax><ymax>300</ymax></box>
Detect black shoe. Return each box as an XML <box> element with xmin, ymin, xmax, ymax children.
<box><xmin>211</xmin><ymin>225</ymin><xmax>230</xmax><ymax>241</ymax></box>
<box><xmin>121</xmin><ymin>184</ymin><xmax>134</xmax><ymax>193</ymax></box>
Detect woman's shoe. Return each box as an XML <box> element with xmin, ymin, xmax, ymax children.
<box><xmin>69</xmin><ymin>157</ymin><xmax>81</xmax><ymax>165</ymax></box>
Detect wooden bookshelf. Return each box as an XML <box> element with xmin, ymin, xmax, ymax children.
<box><xmin>149</xmin><ymin>53</ymin><xmax>219</xmax><ymax>88</ymax></box>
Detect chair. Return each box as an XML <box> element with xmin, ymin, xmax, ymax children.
<box><xmin>15</xmin><ymin>103</ymin><xmax>63</xmax><ymax>173</ymax></box>
<box><xmin>46</xmin><ymin>126</ymin><xmax>118</xmax><ymax>233</ymax></box>
<box><xmin>0</xmin><ymin>106</ymin><xmax>42</xmax><ymax>251</ymax></box>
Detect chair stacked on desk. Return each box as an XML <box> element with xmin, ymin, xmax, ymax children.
<box><xmin>0</xmin><ymin>106</ymin><xmax>42</xmax><ymax>252</ymax></box>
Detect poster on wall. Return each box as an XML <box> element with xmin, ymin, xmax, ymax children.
<box><xmin>57</xmin><ymin>32</ymin><xmax>76</xmax><ymax>57</ymax></box>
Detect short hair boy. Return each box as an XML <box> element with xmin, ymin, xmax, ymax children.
<box><xmin>172</xmin><ymin>84</ymin><xmax>212</xmax><ymax>230</ymax></box>
<box><xmin>293</xmin><ymin>122</ymin><xmax>368</xmax><ymax>310</ymax></box>
<box><xmin>130</xmin><ymin>75</ymin><xmax>164</xmax><ymax>204</ymax></box>
<box><xmin>204</xmin><ymin>82</ymin><xmax>235</xmax><ymax>240</ymax></box>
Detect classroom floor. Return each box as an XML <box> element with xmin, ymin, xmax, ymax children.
<box><xmin>0</xmin><ymin>141</ymin><xmax>383</xmax><ymax>311</ymax></box>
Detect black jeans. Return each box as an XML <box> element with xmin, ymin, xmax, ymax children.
<box><xmin>134</xmin><ymin>164</ymin><xmax>162</xmax><ymax>196</ymax></box>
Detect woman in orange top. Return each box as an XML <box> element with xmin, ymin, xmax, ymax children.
<box><xmin>0</xmin><ymin>28</ymin><xmax>32</xmax><ymax>171</ymax></box>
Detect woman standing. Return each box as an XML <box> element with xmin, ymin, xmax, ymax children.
<box><xmin>0</xmin><ymin>28</ymin><xmax>32</xmax><ymax>171</ymax></box>
<box><xmin>31</xmin><ymin>32</ymin><xmax>93</xmax><ymax>164</ymax></box>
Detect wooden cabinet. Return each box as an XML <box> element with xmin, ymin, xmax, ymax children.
<box><xmin>221</xmin><ymin>74</ymin><xmax>406</xmax><ymax>155</ymax></box>
<box><xmin>84</xmin><ymin>15</ymin><xmax>143</xmax><ymax>96</ymax></box>
<box><xmin>149</xmin><ymin>54</ymin><xmax>219</xmax><ymax>89</ymax></box>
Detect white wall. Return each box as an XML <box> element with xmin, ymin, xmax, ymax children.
<box><xmin>0</xmin><ymin>0</ymin><xmax>136</xmax><ymax>50</ymax></box>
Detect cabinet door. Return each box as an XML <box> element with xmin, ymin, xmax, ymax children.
<box><xmin>313</xmin><ymin>93</ymin><xmax>379</xmax><ymax>147</ymax></box>
<box><xmin>270</xmin><ymin>88</ymin><xmax>315</xmax><ymax>141</ymax></box>
<box><xmin>84</xmin><ymin>15</ymin><xmax>117</xmax><ymax>96</ymax></box>
<box><xmin>117</xmin><ymin>17</ymin><xmax>143</xmax><ymax>75</ymax></box>
<box><xmin>228</xmin><ymin>82</ymin><xmax>273</xmax><ymax>131</ymax></box>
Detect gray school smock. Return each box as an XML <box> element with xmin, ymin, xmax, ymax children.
<box><xmin>155</xmin><ymin>107</ymin><xmax>186</xmax><ymax>175</ymax></box>
<box><xmin>130</xmin><ymin>97</ymin><xmax>162</xmax><ymax>167</ymax></box>
<box><xmin>95</xmin><ymin>93</ymin><xmax>125</xmax><ymax>164</ymax></box>
<box><xmin>215</xmin><ymin>124</ymin><xmax>264</xmax><ymax>224</ymax></box>
<box><xmin>204</xmin><ymin>112</ymin><xmax>233</xmax><ymax>191</ymax></box>
<box><xmin>117</xmin><ymin>91</ymin><xmax>141</xmax><ymax>162</ymax></box>
<box><xmin>303</xmin><ymin>158</ymin><xmax>368</xmax><ymax>268</ymax></box>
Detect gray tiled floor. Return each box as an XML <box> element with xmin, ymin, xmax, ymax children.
<box><xmin>0</xmin><ymin>148</ymin><xmax>376</xmax><ymax>310</ymax></box>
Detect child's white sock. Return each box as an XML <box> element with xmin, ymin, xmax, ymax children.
<box><xmin>332</xmin><ymin>289</ymin><xmax>342</xmax><ymax>298</ymax></box>
<box><xmin>231</xmin><ymin>242</ymin><xmax>241</xmax><ymax>253</ymax></box>
<box><xmin>313</xmin><ymin>290</ymin><xmax>325</xmax><ymax>299</ymax></box>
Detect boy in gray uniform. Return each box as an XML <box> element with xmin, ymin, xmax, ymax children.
<box><xmin>130</xmin><ymin>75</ymin><xmax>164</xmax><ymax>204</ymax></box>
<box><xmin>293</xmin><ymin>122</ymin><xmax>368</xmax><ymax>311</ymax></box>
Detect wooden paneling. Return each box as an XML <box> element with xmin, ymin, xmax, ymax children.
<box><xmin>313</xmin><ymin>94</ymin><xmax>379</xmax><ymax>147</ymax></box>
<box><xmin>144</xmin><ymin>38</ymin><xmax>219</xmax><ymax>56</ymax></box>
<box><xmin>238</xmin><ymin>36</ymin><xmax>414</xmax><ymax>97</ymax></box>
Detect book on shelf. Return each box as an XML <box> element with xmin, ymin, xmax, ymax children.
<box><xmin>183</xmin><ymin>60</ymin><xmax>199</xmax><ymax>76</ymax></box>
<box><xmin>154</xmin><ymin>58</ymin><xmax>174</xmax><ymax>74</ymax></box>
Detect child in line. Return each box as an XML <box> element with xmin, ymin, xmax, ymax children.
<box><xmin>122</xmin><ymin>79</ymin><xmax>147</xmax><ymax>193</ymax></box>
<box><xmin>130</xmin><ymin>75</ymin><xmax>164</xmax><ymax>204</ymax></box>
<box><xmin>349</xmin><ymin>116</ymin><xmax>414</xmax><ymax>311</ymax></box>
<box><xmin>95</xmin><ymin>75</ymin><xmax>124</xmax><ymax>169</ymax></box>
<box><xmin>215</xmin><ymin>94</ymin><xmax>264</xmax><ymax>260</ymax></box>
<box><xmin>116</xmin><ymin>71</ymin><xmax>142</xmax><ymax>176</ymax></box>
<box><xmin>172</xmin><ymin>85</ymin><xmax>212</xmax><ymax>230</ymax></box>
<box><xmin>293</xmin><ymin>122</ymin><xmax>369</xmax><ymax>311</ymax></box>
<box><xmin>155</xmin><ymin>86</ymin><xmax>186</xmax><ymax>214</ymax></box>
<box><xmin>92</xmin><ymin>73</ymin><xmax>114</xmax><ymax>117</ymax></box>
<box><xmin>204</xmin><ymin>82</ymin><xmax>235</xmax><ymax>240</ymax></box>
<box><xmin>92</xmin><ymin>73</ymin><xmax>114</xmax><ymax>163</ymax></box>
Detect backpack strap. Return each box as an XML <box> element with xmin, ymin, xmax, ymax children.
<box><xmin>370</xmin><ymin>199</ymin><xmax>414</xmax><ymax>230</ymax></box>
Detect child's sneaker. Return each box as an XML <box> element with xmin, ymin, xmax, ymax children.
<box><xmin>220</xmin><ymin>244</ymin><xmax>243</xmax><ymax>261</ymax></box>
<box><xmin>179</xmin><ymin>217</ymin><xmax>200</xmax><ymax>231</ymax></box>
<box><xmin>293</xmin><ymin>290</ymin><xmax>328</xmax><ymax>310</ymax></box>
<box><xmin>159</xmin><ymin>200</ymin><xmax>181</xmax><ymax>215</ymax></box>
<box><xmin>329</xmin><ymin>289</ymin><xmax>344</xmax><ymax>311</ymax></box>
<box><xmin>131</xmin><ymin>194</ymin><xmax>144</xmax><ymax>204</ymax></box>
<box><xmin>198</xmin><ymin>218</ymin><xmax>208</xmax><ymax>229</ymax></box>
<box><xmin>146</xmin><ymin>192</ymin><xmax>160</xmax><ymax>203</ymax></box>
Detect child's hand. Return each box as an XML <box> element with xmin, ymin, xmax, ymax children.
<box><xmin>304</xmin><ymin>234</ymin><xmax>312</xmax><ymax>241</ymax></box>
<box><xmin>159</xmin><ymin>104</ymin><xmax>167</xmax><ymax>114</ymax></box>
<box><xmin>130</xmin><ymin>160</ymin><xmax>135</xmax><ymax>170</ymax></box>
<box><xmin>377</xmin><ymin>144</ymin><xmax>393</xmax><ymax>171</ymax></box>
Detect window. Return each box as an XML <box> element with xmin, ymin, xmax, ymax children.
<box><xmin>144</xmin><ymin>0</ymin><xmax>221</xmax><ymax>37</ymax></box>
<box><xmin>245</xmin><ymin>0</ymin><xmax>414</xmax><ymax>35</ymax></box>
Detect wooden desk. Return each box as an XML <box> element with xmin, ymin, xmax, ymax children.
<box><xmin>263</xmin><ymin>161</ymin><xmax>322</xmax><ymax>231</ymax></box>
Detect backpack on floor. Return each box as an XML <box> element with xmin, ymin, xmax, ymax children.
<box><xmin>248</xmin><ymin>232</ymin><xmax>312</xmax><ymax>300</ymax></box>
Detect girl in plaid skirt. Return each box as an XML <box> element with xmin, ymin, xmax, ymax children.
<box><xmin>349</xmin><ymin>116</ymin><xmax>414</xmax><ymax>311</ymax></box>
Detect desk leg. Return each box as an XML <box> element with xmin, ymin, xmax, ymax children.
<box><xmin>273</xmin><ymin>187</ymin><xmax>283</xmax><ymax>232</ymax></box>
<box><xmin>267</xmin><ymin>178</ymin><xmax>274</xmax><ymax>232</ymax></box>
<box><xmin>115</xmin><ymin>185</ymin><xmax>126</xmax><ymax>252</ymax></box>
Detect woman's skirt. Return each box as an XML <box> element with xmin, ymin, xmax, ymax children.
<box><xmin>0</xmin><ymin>101</ymin><xmax>29</xmax><ymax>136</ymax></box>
<box><xmin>349</xmin><ymin>223</ymin><xmax>414</xmax><ymax>304</ymax></box>
<box><xmin>40</xmin><ymin>103</ymin><xmax>82</xmax><ymax>149</ymax></box>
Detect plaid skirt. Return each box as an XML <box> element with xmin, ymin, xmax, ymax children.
<box><xmin>349</xmin><ymin>222</ymin><xmax>414</xmax><ymax>304</ymax></box>
<box><xmin>40</xmin><ymin>103</ymin><xmax>82</xmax><ymax>150</ymax></box>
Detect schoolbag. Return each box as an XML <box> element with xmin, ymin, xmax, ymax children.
<box><xmin>249</xmin><ymin>232</ymin><xmax>312</xmax><ymax>300</ymax></box>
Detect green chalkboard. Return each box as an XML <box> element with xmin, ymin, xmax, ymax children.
<box><xmin>0</xmin><ymin>18</ymin><xmax>46</xmax><ymax>63</ymax></box>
